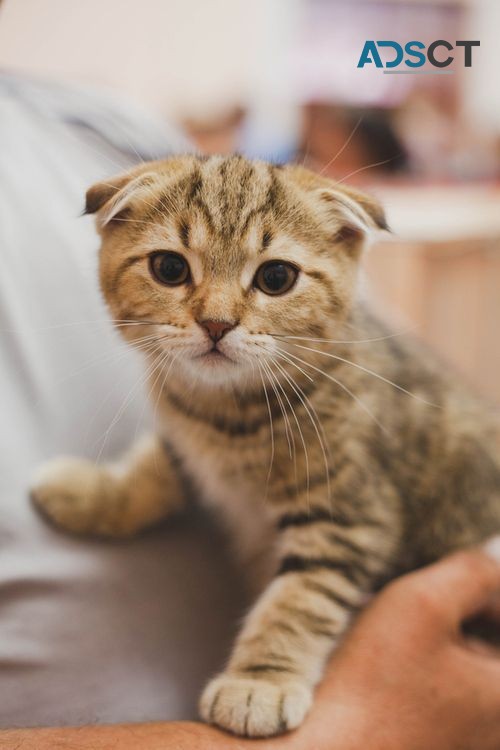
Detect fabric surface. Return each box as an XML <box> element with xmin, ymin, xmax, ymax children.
<box><xmin>0</xmin><ymin>73</ymin><xmax>245</xmax><ymax>728</ymax></box>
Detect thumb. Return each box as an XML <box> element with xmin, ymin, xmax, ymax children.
<box><xmin>409</xmin><ymin>540</ymin><xmax>500</xmax><ymax>628</ymax></box>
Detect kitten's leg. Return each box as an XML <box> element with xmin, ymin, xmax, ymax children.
<box><xmin>31</xmin><ymin>436</ymin><xmax>184</xmax><ymax>537</ymax></box>
<box><xmin>200</xmin><ymin>514</ymin><xmax>394</xmax><ymax>737</ymax></box>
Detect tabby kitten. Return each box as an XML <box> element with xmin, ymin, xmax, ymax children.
<box><xmin>32</xmin><ymin>155</ymin><xmax>500</xmax><ymax>738</ymax></box>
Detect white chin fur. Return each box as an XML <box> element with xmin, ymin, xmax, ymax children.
<box><xmin>180</xmin><ymin>355</ymin><xmax>254</xmax><ymax>388</ymax></box>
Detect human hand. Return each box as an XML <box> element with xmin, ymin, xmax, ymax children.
<box><xmin>282</xmin><ymin>542</ymin><xmax>500</xmax><ymax>750</ymax></box>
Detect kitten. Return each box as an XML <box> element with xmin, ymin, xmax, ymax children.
<box><xmin>32</xmin><ymin>155</ymin><xmax>500</xmax><ymax>738</ymax></box>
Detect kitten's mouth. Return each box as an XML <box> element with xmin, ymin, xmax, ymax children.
<box><xmin>197</xmin><ymin>346</ymin><xmax>234</xmax><ymax>364</ymax></box>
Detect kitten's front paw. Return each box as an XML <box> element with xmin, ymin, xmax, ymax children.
<box><xmin>200</xmin><ymin>673</ymin><xmax>313</xmax><ymax>738</ymax></box>
<box><xmin>30</xmin><ymin>457</ymin><xmax>110</xmax><ymax>535</ymax></box>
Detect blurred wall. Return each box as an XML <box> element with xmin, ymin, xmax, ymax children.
<box><xmin>465</xmin><ymin>0</ymin><xmax>500</xmax><ymax>129</ymax></box>
<box><xmin>1</xmin><ymin>0</ymin><xmax>498</xmax><ymax>129</ymax></box>
<box><xmin>0</xmin><ymin>0</ymin><xmax>298</xmax><ymax>118</ymax></box>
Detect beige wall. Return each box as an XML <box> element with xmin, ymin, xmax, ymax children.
<box><xmin>365</xmin><ymin>234</ymin><xmax>500</xmax><ymax>406</ymax></box>
<box><xmin>1</xmin><ymin>0</ymin><xmax>498</xmax><ymax>128</ymax></box>
<box><xmin>0</xmin><ymin>0</ymin><xmax>297</xmax><ymax>118</ymax></box>
<box><xmin>465</xmin><ymin>0</ymin><xmax>500</xmax><ymax>129</ymax></box>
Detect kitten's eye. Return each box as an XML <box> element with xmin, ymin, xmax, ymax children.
<box><xmin>253</xmin><ymin>261</ymin><xmax>298</xmax><ymax>296</ymax></box>
<box><xmin>149</xmin><ymin>252</ymin><xmax>190</xmax><ymax>286</ymax></box>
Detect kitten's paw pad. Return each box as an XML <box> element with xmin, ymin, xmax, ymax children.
<box><xmin>199</xmin><ymin>673</ymin><xmax>312</xmax><ymax>738</ymax></box>
<box><xmin>30</xmin><ymin>457</ymin><xmax>106</xmax><ymax>534</ymax></box>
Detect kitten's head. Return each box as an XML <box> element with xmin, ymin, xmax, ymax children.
<box><xmin>87</xmin><ymin>155</ymin><xmax>386</xmax><ymax>389</ymax></box>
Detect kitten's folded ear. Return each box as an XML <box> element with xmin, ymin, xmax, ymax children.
<box><xmin>333</xmin><ymin>184</ymin><xmax>389</xmax><ymax>233</ymax></box>
<box><xmin>318</xmin><ymin>183</ymin><xmax>389</xmax><ymax>241</ymax></box>
<box><xmin>84</xmin><ymin>167</ymin><xmax>157</xmax><ymax>229</ymax></box>
<box><xmin>284</xmin><ymin>164</ymin><xmax>389</xmax><ymax>253</ymax></box>
<box><xmin>313</xmin><ymin>182</ymin><xmax>389</xmax><ymax>256</ymax></box>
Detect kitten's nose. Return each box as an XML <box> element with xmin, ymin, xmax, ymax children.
<box><xmin>198</xmin><ymin>319</ymin><xmax>236</xmax><ymax>343</ymax></box>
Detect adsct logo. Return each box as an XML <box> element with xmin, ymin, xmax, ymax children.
<box><xmin>357</xmin><ymin>40</ymin><xmax>480</xmax><ymax>74</ymax></box>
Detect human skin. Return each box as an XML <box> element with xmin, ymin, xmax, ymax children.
<box><xmin>3</xmin><ymin>544</ymin><xmax>500</xmax><ymax>750</ymax></box>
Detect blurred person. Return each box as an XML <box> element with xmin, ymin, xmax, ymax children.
<box><xmin>182</xmin><ymin>106</ymin><xmax>247</xmax><ymax>155</ymax></box>
<box><xmin>0</xmin><ymin>69</ymin><xmax>246</xmax><ymax>728</ymax></box>
<box><xmin>182</xmin><ymin>104</ymin><xmax>298</xmax><ymax>164</ymax></box>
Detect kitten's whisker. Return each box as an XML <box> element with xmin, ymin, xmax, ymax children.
<box><xmin>26</xmin><ymin>332</ymin><xmax>170</xmax><ymax>418</ymax></box>
<box><xmin>265</xmin><ymin>357</ymin><xmax>315</xmax><ymax>503</ymax></box>
<box><xmin>92</xmin><ymin>341</ymin><xmax>168</xmax><ymax>463</ymax></box>
<box><xmin>42</xmin><ymin>331</ymin><xmax>165</xmax><ymax>396</ymax></box>
<box><xmin>283</xmin><ymin>342</ymin><xmax>440</xmax><ymax>408</ymax></box>
<box><xmin>80</xmin><ymin>335</ymin><xmax>176</xmax><ymax>442</ymax></box>
<box><xmin>273</xmin><ymin>371</ymin><xmax>295</xmax><ymax>463</ymax></box>
<box><xmin>113</xmin><ymin>132</ymin><xmax>146</xmax><ymax>167</ymax></box>
<box><xmin>151</xmin><ymin>350</ymin><xmax>180</xmax><ymax>443</ymax></box>
<box><xmin>151</xmin><ymin>350</ymin><xmax>181</xmax><ymax>476</ymax></box>
<box><xmin>87</xmin><ymin>342</ymin><xmax>166</xmax><ymax>440</ymax></box>
<box><xmin>266</xmin><ymin>346</ymin><xmax>329</xmax><ymax>454</ymax></box>
<box><xmin>318</xmin><ymin>116</ymin><xmax>363</xmax><ymax>176</ymax></box>
<box><xmin>270</xmin><ymin>356</ymin><xmax>331</xmax><ymax>508</ymax></box>
<box><xmin>134</xmin><ymin>352</ymin><xmax>175</xmax><ymax>476</ymax></box>
<box><xmin>270</xmin><ymin>328</ymin><xmax>415</xmax><ymax>346</ymax></box>
<box><xmin>299</xmin><ymin>136</ymin><xmax>311</xmax><ymax>167</ymax></box>
<box><xmin>261</xmin><ymin>356</ymin><xmax>310</xmax><ymax>507</ymax></box>
<box><xmin>134</xmin><ymin>348</ymin><xmax>173</xmax><ymax>445</ymax></box>
<box><xmin>62</xmin><ymin>131</ymin><xmax>132</xmax><ymax>174</ymax></box>
<box><xmin>337</xmin><ymin>155</ymin><xmax>399</xmax><ymax>185</ymax></box>
<box><xmin>260</xmin><ymin>345</ymin><xmax>314</xmax><ymax>384</ymax></box>
<box><xmin>0</xmin><ymin>318</ymin><xmax>169</xmax><ymax>334</ymax></box>
<box><xmin>257</xmin><ymin>362</ymin><xmax>275</xmax><ymax>497</ymax></box>
<box><xmin>81</xmin><ymin>350</ymin><xmax>157</xmax><ymax>451</ymax></box>
<box><xmin>260</xmin><ymin>358</ymin><xmax>294</xmax><ymax>461</ymax></box>
<box><xmin>112</xmin><ymin>319</ymin><xmax>172</xmax><ymax>327</ymax></box>
<box><xmin>270</xmin><ymin>344</ymin><xmax>388</xmax><ymax>436</ymax></box>
<box><xmin>260</xmin><ymin>358</ymin><xmax>298</xmax><ymax>493</ymax></box>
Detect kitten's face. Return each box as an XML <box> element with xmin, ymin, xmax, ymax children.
<box><xmin>88</xmin><ymin>155</ymin><xmax>385</xmax><ymax>389</ymax></box>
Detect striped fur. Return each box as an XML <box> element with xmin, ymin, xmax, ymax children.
<box><xmin>32</xmin><ymin>155</ymin><xmax>500</xmax><ymax>738</ymax></box>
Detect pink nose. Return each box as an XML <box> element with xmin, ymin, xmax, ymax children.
<box><xmin>198</xmin><ymin>319</ymin><xmax>236</xmax><ymax>343</ymax></box>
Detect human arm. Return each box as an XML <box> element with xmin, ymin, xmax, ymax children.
<box><xmin>0</xmin><ymin>721</ymin><xmax>263</xmax><ymax>750</ymax></box>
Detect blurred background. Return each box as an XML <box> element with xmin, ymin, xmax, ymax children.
<box><xmin>1</xmin><ymin>0</ymin><xmax>499</xmax><ymax>404</ymax></box>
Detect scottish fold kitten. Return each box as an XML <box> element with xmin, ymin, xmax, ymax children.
<box><xmin>32</xmin><ymin>155</ymin><xmax>500</xmax><ymax>737</ymax></box>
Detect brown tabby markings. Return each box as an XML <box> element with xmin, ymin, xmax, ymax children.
<box><xmin>32</xmin><ymin>154</ymin><xmax>500</xmax><ymax>739</ymax></box>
